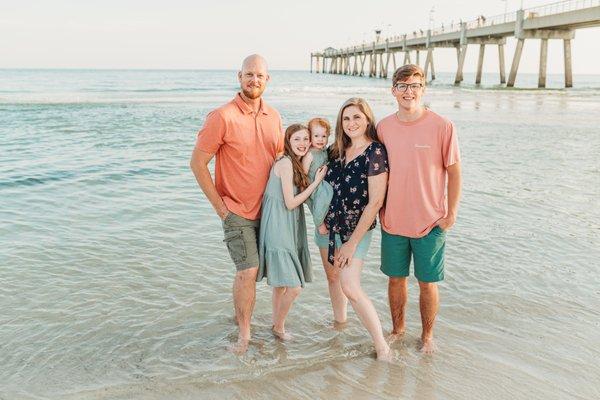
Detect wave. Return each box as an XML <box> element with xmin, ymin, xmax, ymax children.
<box><xmin>0</xmin><ymin>167</ymin><xmax>172</xmax><ymax>189</ymax></box>
<box><xmin>0</xmin><ymin>170</ymin><xmax>77</xmax><ymax>188</ymax></box>
<box><xmin>82</xmin><ymin>87</ymin><xmax>215</xmax><ymax>93</ymax></box>
<box><xmin>0</xmin><ymin>96</ymin><xmax>222</xmax><ymax>105</ymax></box>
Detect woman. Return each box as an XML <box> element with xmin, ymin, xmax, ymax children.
<box><xmin>317</xmin><ymin>97</ymin><xmax>391</xmax><ymax>360</ymax></box>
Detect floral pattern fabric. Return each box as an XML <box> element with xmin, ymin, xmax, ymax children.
<box><xmin>324</xmin><ymin>142</ymin><xmax>389</xmax><ymax>263</ymax></box>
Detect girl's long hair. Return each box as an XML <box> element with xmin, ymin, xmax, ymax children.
<box><xmin>283</xmin><ymin>123</ymin><xmax>310</xmax><ymax>191</ymax></box>
<box><xmin>330</xmin><ymin>97</ymin><xmax>379</xmax><ymax>160</ymax></box>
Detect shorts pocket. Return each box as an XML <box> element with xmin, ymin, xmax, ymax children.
<box><xmin>223</xmin><ymin>229</ymin><xmax>246</xmax><ymax>263</ymax></box>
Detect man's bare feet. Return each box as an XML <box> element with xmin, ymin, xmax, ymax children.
<box><xmin>228</xmin><ymin>337</ymin><xmax>249</xmax><ymax>354</ymax></box>
<box><xmin>318</xmin><ymin>223</ymin><xmax>328</xmax><ymax>235</ymax></box>
<box><xmin>272</xmin><ymin>326</ymin><xmax>292</xmax><ymax>341</ymax></box>
<box><xmin>420</xmin><ymin>337</ymin><xmax>436</xmax><ymax>354</ymax></box>
<box><xmin>387</xmin><ymin>330</ymin><xmax>405</xmax><ymax>344</ymax></box>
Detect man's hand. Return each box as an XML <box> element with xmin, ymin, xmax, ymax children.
<box><xmin>218</xmin><ymin>205</ymin><xmax>230</xmax><ymax>221</ymax></box>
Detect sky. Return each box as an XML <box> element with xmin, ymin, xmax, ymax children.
<box><xmin>1</xmin><ymin>0</ymin><xmax>599</xmax><ymax>74</ymax></box>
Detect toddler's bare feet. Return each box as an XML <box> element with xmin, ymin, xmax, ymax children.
<box><xmin>318</xmin><ymin>223</ymin><xmax>328</xmax><ymax>235</ymax></box>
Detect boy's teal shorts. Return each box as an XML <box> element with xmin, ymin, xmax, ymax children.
<box><xmin>380</xmin><ymin>226</ymin><xmax>446</xmax><ymax>282</ymax></box>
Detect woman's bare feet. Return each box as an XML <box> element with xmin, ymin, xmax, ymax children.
<box><xmin>420</xmin><ymin>337</ymin><xmax>436</xmax><ymax>354</ymax></box>
<box><xmin>332</xmin><ymin>319</ymin><xmax>348</xmax><ymax>331</ymax></box>
<box><xmin>272</xmin><ymin>326</ymin><xmax>293</xmax><ymax>341</ymax></box>
<box><xmin>376</xmin><ymin>344</ymin><xmax>393</xmax><ymax>362</ymax></box>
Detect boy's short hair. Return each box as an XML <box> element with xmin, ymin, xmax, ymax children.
<box><xmin>307</xmin><ymin>117</ymin><xmax>331</xmax><ymax>135</ymax></box>
<box><xmin>392</xmin><ymin>64</ymin><xmax>425</xmax><ymax>87</ymax></box>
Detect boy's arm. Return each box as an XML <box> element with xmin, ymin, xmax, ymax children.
<box><xmin>438</xmin><ymin>161</ymin><xmax>462</xmax><ymax>230</ymax></box>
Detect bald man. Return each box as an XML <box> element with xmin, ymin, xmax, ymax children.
<box><xmin>190</xmin><ymin>55</ymin><xmax>284</xmax><ymax>353</ymax></box>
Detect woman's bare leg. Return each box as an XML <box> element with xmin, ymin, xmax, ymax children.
<box><xmin>319</xmin><ymin>247</ymin><xmax>348</xmax><ymax>323</ymax></box>
<box><xmin>339</xmin><ymin>259</ymin><xmax>391</xmax><ymax>360</ymax></box>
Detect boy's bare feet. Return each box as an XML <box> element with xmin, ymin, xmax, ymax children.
<box><xmin>387</xmin><ymin>330</ymin><xmax>405</xmax><ymax>344</ymax></box>
<box><xmin>419</xmin><ymin>337</ymin><xmax>436</xmax><ymax>354</ymax></box>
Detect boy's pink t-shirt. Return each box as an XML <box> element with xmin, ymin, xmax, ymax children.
<box><xmin>377</xmin><ymin>109</ymin><xmax>460</xmax><ymax>238</ymax></box>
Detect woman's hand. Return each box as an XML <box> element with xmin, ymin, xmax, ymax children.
<box><xmin>314</xmin><ymin>165</ymin><xmax>328</xmax><ymax>183</ymax></box>
<box><xmin>335</xmin><ymin>241</ymin><xmax>357</xmax><ymax>268</ymax></box>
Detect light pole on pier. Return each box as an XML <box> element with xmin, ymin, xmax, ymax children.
<box><xmin>429</xmin><ymin>6</ymin><xmax>435</xmax><ymax>30</ymax></box>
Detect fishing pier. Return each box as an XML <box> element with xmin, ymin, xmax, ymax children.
<box><xmin>310</xmin><ymin>0</ymin><xmax>600</xmax><ymax>87</ymax></box>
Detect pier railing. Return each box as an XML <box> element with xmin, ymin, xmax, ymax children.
<box><xmin>374</xmin><ymin>0</ymin><xmax>600</xmax><ymax>45</ymax></box>
<box><xmin>526</xmin><ymin>0</ymin><xmax>599</xmax><ymax>17</ymax></box>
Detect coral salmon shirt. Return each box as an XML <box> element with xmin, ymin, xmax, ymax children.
<box><xmin>195</xmin><ymin>94</ymin><xmax>284</xmax><ymax>220</ymax></box>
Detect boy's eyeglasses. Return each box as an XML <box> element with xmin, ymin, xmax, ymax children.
<box><xmin>394</xmin><ymin>83</ymin><xmax>423</xmax><ymax>92</ymax></box>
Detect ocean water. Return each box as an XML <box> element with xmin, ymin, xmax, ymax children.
<box><xmin>1</xmin><ymin>69</ymin><xmax>599</xmax><ymax>400</ymax></box>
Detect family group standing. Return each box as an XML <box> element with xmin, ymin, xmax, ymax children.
<box><xmin>190</xmin><ymin>54</ymin><xmax>462</xmax><ymax>358</ymax></box>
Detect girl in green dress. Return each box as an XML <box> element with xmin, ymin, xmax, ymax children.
<box><xmin>257</xmin><ymin>123</ymin><xmax>327</xmax><ymax>340</ymax></box>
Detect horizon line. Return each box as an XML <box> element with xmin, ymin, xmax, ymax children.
<box><xmin>1</xmin><ymin>67</ymin><xmax>599</xmax><ymax>75</ymax></box>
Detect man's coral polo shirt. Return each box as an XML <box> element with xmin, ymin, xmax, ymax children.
<box><xmin>195</xmin><ymin>93</ymin><xmax>284</xmax><ymax>220</ymax></box>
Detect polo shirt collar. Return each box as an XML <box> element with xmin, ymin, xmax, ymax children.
<box><xmin>233</xmin><ymin>93</ymin><xmax>269</xmax><ymax>115</ymax></box>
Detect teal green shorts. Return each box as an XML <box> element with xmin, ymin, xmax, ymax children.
<box><xmin>380</xmin><ymin>226</ymin><xmax>446</xmax><ymax>282</ymax></box>
<box><xmin>315</xmin><ymin>230</ymin><xmax>373</xmax><ymax>261</ymax></box>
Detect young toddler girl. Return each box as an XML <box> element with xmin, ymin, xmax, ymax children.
<box><xmin>301</xmin><ymin>118</ymin><xmax>334</xmax><ymax>236</ymax></box>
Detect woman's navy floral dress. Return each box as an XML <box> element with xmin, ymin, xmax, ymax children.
<box><xmin>324</xmin><ymin>142</ymin><xmax>389</xmax><ymax>263</ymax></box>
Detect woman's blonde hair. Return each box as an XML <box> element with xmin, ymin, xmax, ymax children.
<box><xmin>330</xmin><ymin>97</ymin><xmax>379</xmax><ymax>160</ymax></box>
<box><xmin>283</xmin><ymin>123</ymin><xmax>310</xmax><ymax>190</ymax></box>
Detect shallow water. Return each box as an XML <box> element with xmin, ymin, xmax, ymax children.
<box><xmin>1</xmin><ymin>69</ymin><xmax>599</xmax><ymax>399</ymax></box>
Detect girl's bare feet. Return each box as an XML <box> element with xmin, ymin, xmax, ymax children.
<box><xmin>272</xmin><ymin>326</ymin><xmax>293</xmax><ymax>341</ymax></box>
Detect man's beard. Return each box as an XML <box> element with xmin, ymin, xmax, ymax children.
<box><xmin>242</xmin><ymin>86</ymin><xmax>264</xmax><ymax>100</ymax></box>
